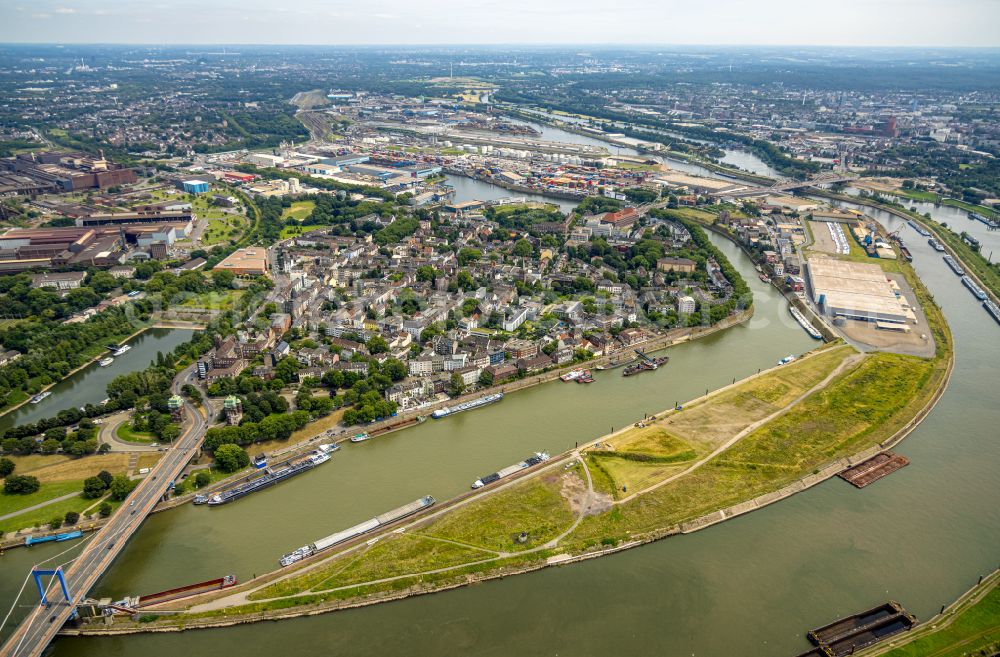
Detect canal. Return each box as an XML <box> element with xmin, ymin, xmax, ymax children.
<box><xmin>5</xmin><ymin>212</ymin><xmax>997</xmax><ymax>655</ymax></box>
<box><xmin>0</xmin><ymin>328</ymin><xmax>195</xmax><ymax>433</ymax></box>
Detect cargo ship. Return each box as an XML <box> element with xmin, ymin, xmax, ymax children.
<box><xmin>25</xmin><ymin>530</ymin><xmax>83</xmax><ymax>546</ymax></box>
<box><xmin>907</xmin><ymin>220</ymin><xmax>930</xmax><ymax>237</ymax></box>
<box><xmin>279</xmin><ymin>496</ymin><xmax>436</xmax><ymax>567</ymax></box>
<box><xmin>472</xmin><ymin>452</ymin><xmax>550</xmax><ymax>489</ymax></box>
<box><xmin>798</xmin><ymin>601</ymin><xmax>917</xmax><ymax>657</ymax></box>
<box><xmin>116</xmin><ymin>575</ymin><xmax>237</xmax><ymax>610</ymax></box>
<box><xmin>984</xmin><ymin>299</ymin><xmax>1000</xmax><ymax>324</ymax></box>
<box><xmin>898</xmin><ymin>244</ymin><xmax>913</xmax><ymax>262</ymax></box>
<box><xmin>962</xmin><ymin>275</ymin><xmax>988</xmax><ymax>301</ymax></box>
<box><xmin>207</xmin><ymin>451</ymin><xmax>331</xmax><ymax>506</ymax></box>
<box><xmin>99</xmin><ymin>357</ymin><xmax>115</xmax><ymax>367</ymax></box>
<box><xmin>29</xmin><ymin>391</ymin><xmax>51</xmax><ymax>404</ymax></box>
<box><xmin>789</xmin><ymin>306</ymin><xmax>823</xmax><ymax>340</ymax></box>
<box><xmin>431</xmin><ymin>392</ymin><xmax>504</xmax><ymax>419</ymax></box>
<box><xmin>971</xmin><ymin>211</ymin><xmax>1000</xmax><ymax>229</ymax></box>
<box><xmin>927</xmin><ymin>238</ymin><xmax>945</xmax><ymax>252</ymax></box>
<box><xmin>942</xmin><ymin>255</ymin><xmax>965</xmax><ymax>275</ymax></box>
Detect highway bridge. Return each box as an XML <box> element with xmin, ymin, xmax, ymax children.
<box><xmin>1</xmin><ymin>364</ymin><xmax>212</xmax><ymax>657</ymax></box>
<box><xmin>722</xmin><ymin>172</ymin><xmax>857</xmax><ymax>198</ymax></box>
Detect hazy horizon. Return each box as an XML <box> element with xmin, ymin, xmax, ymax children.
<box><xmin>3</xmin><ymin>0</ymin><xmax>999</xmax><ymax>48</ymax></box>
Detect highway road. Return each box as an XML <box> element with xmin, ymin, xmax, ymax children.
<box><xmin>0</xmin><ymin>363</ymin><xmax>212</xmax><ymax>657</ymax></box>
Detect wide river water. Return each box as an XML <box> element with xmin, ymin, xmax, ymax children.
<box><xmin>2</xmin><ymin>217</ymin><xmax>998</xmax><ymax>655</ymax></box>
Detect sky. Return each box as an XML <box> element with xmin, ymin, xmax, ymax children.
<box><xmin>2</xmin><ymin>0</ymin><xmax>999</xmax><ymax>47</ymax></box>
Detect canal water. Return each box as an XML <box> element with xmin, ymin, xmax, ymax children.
<box><xmin>0</xmin><ymin>328</ymin><xmax>195</xmax><ymax>433</ymax></box>
<box><xmin>6</xmin><ymin>216</ymin><xmax>998</xmax><ymax>656</ymax></box>
<box><xmin>444</xmin><ymin>174</ymin><xmax>579</xmax><ymax>214</ymax></box>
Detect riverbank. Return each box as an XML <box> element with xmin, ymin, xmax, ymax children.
<box><xmin>71</xmin><ymin>301</ymin><xmax>953</xmax><ymax>635</ymax></box>
<box><xmin>857</xmin><ymin>568</ymin><xmax>1000</xmax><ymax>657</ymax></box>
<box><xmin>0</xmin><ymin>323</ymin><xmax>155</xmax><ymax>420</ymax></box>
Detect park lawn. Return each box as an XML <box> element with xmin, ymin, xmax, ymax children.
<box><xmin>888</xmin><ymin>187</ymin><xmax>940</xmax><ymax>203</ymax></box>
<box><xmin>279</xmin><ymin>224</ymin><xmax>329</xmax><ymax>240</ymax></box>
<box><xmin>281</xmin><ymin>200</ymin><xmax>316</xmax><ymax>222</ymax></box>
<box><xmin>417</xmin><ymin>473</ymin><xmax>576</xmax><ymax>553</ymax></box>
<box><xmin>202</xmin><ymin>215</ymin><xmax>247</xmax><ymax>246</ymax></box>
<box><xmin>647</xmin><ymin>345</ymin><xmax>855</xmax><ymax>449</ymax></box>
<box><xmin>591</xmin><ymin>456</ymin><xmax>691</xmax><ymax>494</ymax></box>
<box><xmin>941</xmin><ymin>198</ymin><xmax>1000</xmax><ymax>220</ymax></box>
<box><xmin>0</xmin><ymin>479</ymin><xmax>83</xmax><ymax>518</ymax></box>
<box><xmin>0</xmin><ymin>389</ymin><xmax>30</xmax><ymax>414</ymax></box>
<box><xmin>661</xmin><ymin>207</ymin><xmax>718</xmax><ymax>224</ymax></box>
<box><xmin>178</xmin><ymin>289</ymin><xmax>245</xmax><ymax>311</ymax></box>
<box><xmin>7</xmin><ymin>453</ymin><xmax>132</xmax><ymax>483</ymax></box>
<box><xmin>0</xmin><ymin>493</ymin><xmax>119</xmax><ymax>535</ymax></box>
<box><xmin>136</xmin><ymin>453</ymin><xmax>162</xmax><ymax>470</ymax></box>
<box><xmin>565</xmin><ymin>351</ymin><xmax>939</xmax><ymax>548</ymax></box>
<box><xmin>879</xmin><ymin>580</ymin><xmax>1000</xmax><ymax>657</ymax></box>
<box><xmin>115</xmin><ymin>422</ymin><xmax>157</xmax><ymax>444</ymax></box>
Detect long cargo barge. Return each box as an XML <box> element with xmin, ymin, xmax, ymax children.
<box><xmin>431</xmin><ymin>392</ymin><xmax>503</xmax><ymax>419</ymax></box>
<box><xmin>279</xmin><ymin>496</ymin><xmax>436</xmax><ymax>567</ymax></box>
<box><xmin>961</xmin><ymin>275</ymin><xmax>988</xmax><ymax>301</ymax></box>
<box><xmin>942</xmin><ymin>255</ymin><xmax>965</xmax><ymax>275</ymax></box>
<box><xmin>472</xmin><ymin>452</ymin><xmax>551</xmax><ymax>489</ymax></box>
<box><xmin>24</xmin><ymin>530</ymin><xmax>82</xmax><ymax>546</ymax></box>
<box><xmin>927</xmin><ymin>237</ymin><xmax>945</xmax><ymax>252</ymax></box>
<box><xmin>970</xmin><ymin>211</ymin><xmax>1000</xmax><ymax>229</ymax></box>
<box><xmin>799</xmin><ymin>601</ymin><xmax>916</xmax><ymax>657</ymax></box>
<box><xmin>907</xmin><ymin>220</ymin><xmax>931</xmax><ymax>237</ymax></box>
<box><xmin>207</xmin><ymin>449</ymin><xmax>332</xmax><ymax>506</ymax></box>
<box><xmin>122</xmin><ymin>575</ymin><xmax>238</xmax><ymax>609</ymax></box>
<box><xmin>984</xmin><ymin>299</ymin><xmax>1000</xmax><ymax>324</ymax></box>
<box><xmin>789</xmin><ymin>306</ymin><xmax>823</xmax><ymax>340</ymax></box>
<box><xmin>839</xmin><ymin>452</ymin><xmax>910</xmax><ymax>488</ymax></box>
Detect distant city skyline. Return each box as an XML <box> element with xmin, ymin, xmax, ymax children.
<box><xmin>2</xmin><ymin>0</ymin><xmax>999</xmax><ymax>47</ymax></box>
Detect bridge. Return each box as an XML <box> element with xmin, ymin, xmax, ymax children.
<box><xmin>720</xmin><ymin>172</ymin><xmax>857</xmax><ymax>198</ymax></box>
<box><xmin>0</xmin><ymin>363</ymin><xmax>211</xmax><ymax>657</ymax></box>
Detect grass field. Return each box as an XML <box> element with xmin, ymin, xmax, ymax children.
<box><xmin>418</xmin><ymin>473</ymin><xmax>577</xmax><ymax>553</ymax></box>
<box><xmin>279</xmin><ymin>224</ymin><xmax>329</xmax><ymax>240</ymax></box>
<box><xmin>877</xmin><ymin>578</ymin><xmax>1000</xmax><ymax>657</ymax></box>
<box><xmin>177</xmin><ymin>289</ymin><xmax>245</xmax><ymax>311</ymax></box>
<box><xmin>280</xmin><ymin>200</ymin><xmax>316</xmax><ymax>222</ymax></box>
<box><xmin>115</xmin><ymin>422</ymin><xmax>157</xmax><ymax>444</ymax></box>
<box><xmin>0</xmin><ymin>480</ymin><xmax>82</xmax><ymax>518</ymax></box>
<box><xmin>6</xmin><ymin>453</ymin><xmax>133</xmax><ymax>483</ymax></box>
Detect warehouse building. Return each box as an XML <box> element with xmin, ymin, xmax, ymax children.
<box><xmin>213</xmin><ymin>248</ymin><xmax>269</xmax><ymax>277</ymax></box>
<box><xmin>182</xmin><ymin>179</ymin><xmax>210</xmax><ymax>194</ymax></box>
<box><xmin>806</xmin><ymin>257</ymin><xmax>913</xmax><ymax>324</ymax></box>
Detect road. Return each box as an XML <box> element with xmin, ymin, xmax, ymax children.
<box><xmin>0</xmin><ymin>364</ymin><xmax>212</xmax><ymax>657</ymax></box>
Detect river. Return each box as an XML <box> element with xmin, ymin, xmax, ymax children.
<box><xmin>0</xmin><ymin>328</ymin><xmax>195</xmax><ymax>433</ymax></box>
<box><xmin>4</xmin><ymin>216</ymin><xmax>998</xmax><ymax>655</ymax></box>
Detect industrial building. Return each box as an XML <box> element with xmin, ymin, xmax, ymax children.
<box><xmin>1</xmin><ymin>151</ymin><xmax>137</xmax><ymax>193</ymax></box>
<box><xmin>182</xmin><ymin>180</ymin><xmax>210</xmax><ymax>194</ymax></box>
<box><xmin>806</xmin><ymin>257</ymin><xmax>913</xmax><ymax>324</ymax></box>
<box><xmin>213</xmin><ymin>248</ymin><xmax>269</xmax><ymax>277</ymax></box>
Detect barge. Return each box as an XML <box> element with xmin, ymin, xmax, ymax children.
<box><xmin>207</xmin><ymin>451</ymin><xmax>330</xmax><ymax>506</ymax></box>
<box><xmin>789</xmin><ymin>306</ymin><xmax>823</xmax><ymax>340</ymax></box>
<box><xmin>907</xmin><ymin>220</ymin><xmax>931</xmax><ymax>237</ymax></box>
<box><xmin>802</xmin><ymin>601</ymin><xmax>917</xmax><ymax>657</ymax></box>
<box><xmin>472</xmin><ymin>452</ymin><xmax>550</xmax><ymax>489</ymax></box>
<box><xmin>984</xmin><ymin>299</ymin><xmax>1000</xmax><ymax>324</ymax></box>
<box><xmin>25</xmin><ymin>530</ymin><xmax>82</xmax><ymax>546</ymax></box>
<box><xmin>942</xmin><ymin>254</ymin><xmax>965</xmax><ymax>275</ymax></box>
<box><xmin>927</xmin><ymin>237</ymin><xmax>945</xmax><ymax>252</ymax></box>
<box><xmin>970</xmin><ymin>211</ymin><xmax>1000</xmax><ymax>230</ymax></box>
<box><xmin>279</xmin><ymin>496</ymin><xmax>436</xmax><ymax>567</ymax></box>
<box><xmin>962</xmin><ymin>275</ymin><xmax>988</xmax><ymax>301</ymax></box>
<box><xmin>431</xmin><ymin>392</ymin><xmax>503</xmax><ymax>419</ymax></box>
<box><xmin>839</xmin><ymin>452</ymin><xmax>910</xmax><ymax>488</ymax></box>
<box><xmin>120</xmin><ymin>575</ymin><xmax>238</xmax><ymax>609</ymax></box>
<box><xmin>898</xmin><ymin>245</ymin><xmax>913</xmax><ymax>262</ymax></box>
<box><xmin>623</xmin><ymin>350</ymin><xmax>668</xmax><ymax>377</ymax></box>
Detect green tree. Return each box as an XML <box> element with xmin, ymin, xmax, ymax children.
<box><xmin>98</xmin><ymin>501</ymin><xmax>112</xmax><ymax>517</ymax></box>
<box><xmin>82</xmin><ymin>476</ymin><xmax>108</xmax><ymax>499</ymax></box>
<box><xmin>448</xmin><ymin>372</ymin><xmax>466</xmax><ymax>397</ymax></box>
<box><xmin>108</xmin><ymin>475</ymin><xmax>138</xmax><ymax>501</ymax></box>
<box><xmin>366</xmin><ymin>335</ymin><xmax>389</xmax><ymax>354</ymax></box>
<box><xmin>211</xmin><ymin>269</ymin><xmax>236</xmax><ymax>289</ymax></box>
<box><xmin>513</xmin><ymin>239</ymin><xmax>534</xmax><ymax>258</ymax></box>
<box><xmin>49</xmin><ymin>516</ymin><xmax>62</xmax><ymax>530</ymax></box>
<box><xmin>214</xmin><ymin>444</ymin><xmax>250</xmax><ymax>473</ymax></box>
<box><xmin>194</xmin><ymin>471</ymin><xmax>211</xmax><ymax>488</ymax></box>
<box><xmin>0</xmin><ymin>457</ymin><xmax>14</xmax><ymax>478</ymax></box>
<box><xmin>96</xmin><ymin>470</ymin><xmax>113</xmax><ymax>487</ymax></box>
<box><xmin>4</xmin><ymin>474</ymin><xmax>41</xmax><ymax>495</ymax></box>
<box><xmin>416</xmin><ymin>265</ymin><xmax>438</xmax><ymax>283</ymax></box>
<box><xmin>478</xmin><ymin>369</ymin><xmax>494</xmax><ymax>387</ymax></box>
<box><xmin>64</xmin><ymin>511</ymin><xmax>80</xmax><ymax>525</ymax></box>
